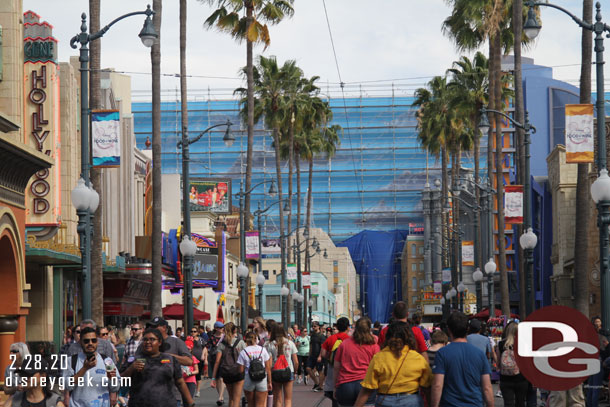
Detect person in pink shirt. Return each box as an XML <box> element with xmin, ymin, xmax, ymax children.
<box><xmin>333</xmin><ymin>317</ymin><xmax>380</xmax><ymax>406</ymax></box>
<box><xmin>183</xmin><ymin>338</ymin><xmax>200</xmax><ymax>403</ymax></box>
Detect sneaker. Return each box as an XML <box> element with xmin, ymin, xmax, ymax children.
<box><xmin>195</xmin><ymin>391</ymin><xmax>200</xmax><ymax>398</ymax></box>
<box><xmin>495</xmin><ymin>391</ymin><xmax>503</xmax><ymax>398</ymax></box>
<box><xmin>313</xmin><ymin>386</ymin><xmax>322</xmax><ymax>392</ymax></box>
<box><xmin>304</xmin><ymin>376</ymin><xmax>308</xmax><ymax>385</ymax></box>
<box><xmin>312</xmin><ymin>385</ymin><xmax>319</xmax><ymax>392</ymax></box>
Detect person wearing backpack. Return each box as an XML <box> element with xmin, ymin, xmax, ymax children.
<box><xmin>237</xmin><ymin>331</ymin><xmax>272</xmax><ymax>407</ymax></box>
<box><xmin>265</xmin><ymin>324</ymin><xmax>299</xmax><ymax>407</ymax></box>
<box><xmin>211</xmin><ymin>322</ymin><xmax>246</xmax><ymax>407</ymax></box>
<box><xmin>207</xmin><ymin>321</ymin><xmax>226</xmax><ymax>405</ymax></box>
<box><xmin>495</xmin><ymin>321</ymin><xmax>528</xmax><ymax>407</ymax></box>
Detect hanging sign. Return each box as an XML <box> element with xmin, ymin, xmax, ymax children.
<box><xmin>287</xmin><ymin>264</ymin><xmax>297</xmax><ymax>283</ymax></box>
<box><xmin>442</xmin><ymin>268</ymin><xmax>451</xmax><ymax>283</ymax></box>
<box><xmin>565</xmin><ymin>104</ymin><xmax>594</xmax><ymax>163</ymax></box>
<box><xmin>311</xmin><ymin>282</ymin><xmax>319</xmax><ymax>297</ymax></box>
<box><xmin>245</xmin><ymin>231</ymin><xmax>260</xmax><ymax>260</ymax></box>
<box><xmin>505</xmin><ymin>185</ymin><xmax>524</xmax><ymax>224</ymax></box>
<box><xmin>462</xmin><ymin>241</ymin><xmax>474</xmax><ymax>266</ymax></box>
<box><xmin>91</xmin><ymin>110</ymin><xmax>121</xmax><ymax>167</ymax></box>
<box><xmin>433</xmin><ymin>281</ymin><xmax>442</xmax><ymax>294</ymax></box>
<box><xmin>302</xmin><ymin>272</ymin><xmax>311</xmax><ymax>289</ymax></box>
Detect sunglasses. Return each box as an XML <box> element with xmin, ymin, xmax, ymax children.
<box><xmin>75</xmin><ymin>330</ymin><xmax>81</xmax><ymax>334</ymax></box>
<box><xmin>191</xmin><ymin>330</ymin><xmax>198</xmax><ymax>333</ymax></box>
<box><xmin>82</xmin><ymin>338</ymin><xmax>97</xmax><ymax>344</ymax></box>
<box><xmin>131</xmin><ymin>328</ymin><xmax>141</xmax><ymax>331</ymax></box>
<box><xmin>10</xmin><ymin>349</ymin><xmax>19</xmax><ymax>354</ymax></box>
<box><xmin>100</xmin><ymin>333</ymin><xmax>109</xmax><ymax>337</ymax></box>
<box><xmin>142</xmin><ymin>337</ymin><xmax>158</xmax><ymax>343</ymax></box>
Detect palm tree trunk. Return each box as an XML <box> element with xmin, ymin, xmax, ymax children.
<box><xmin>574</xmin><ymin>0</ymin><xmax>593</xmax><ymax>315</ymax></box>
<box><xmin>150</xmin><ymin>0</ymin><xmax>163</xmax><ymax>318</ymax></box>
<box><xmin>442</xmin><ymin>147</ymin><xmax>449</xmax><ymax>268</ymax></box>
<box><xmin>273</xmin><ymin>128</ymin><xmax>287</xmax><ymax>323</ymax></box>
<box><xmin>89</xmin><ymin>0</ymin><xmax>104</xmax><ymax>325</ymax></box>
<box><xmin>245</xmin><ymin>2</ymin><xmax>254</xmax><ymax>231</ymax></box>
<box><xmin>513</xmin><ymin>0</ymin><xmax>527</xmax><ymax>318</ymax></box>
<box><xmin>297</xmin><ymin>153</ymin><xmax>306</xmax><ymax>324</ymax></box>
<box><xmin>474</xmin><ymin>112</ymin><xmax>482</xmax><ymax>271</ymax></box>
<box><xmin>306</xmin><ymin>156</ymin><xmax>314</xmax><ymax>319</ymax></box>
<box><xmin>492</xmin><ymin>33</ymin><xmax>510</xmax><ymax>317</ymax></box>
<box><xmin>288</xmin><ymin>122</ymin><xmax>294</xmax><ymax>262</ymax></box>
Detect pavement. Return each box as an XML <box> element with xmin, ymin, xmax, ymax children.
<box><xmin>191</xmin><ymin>379</ymin><xmax>513</xmax><ymax>407</ymax></box>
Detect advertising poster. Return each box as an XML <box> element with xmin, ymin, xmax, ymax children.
<box><xmin>91</xmin><ymin>110</ymin><xmax>121</xmax><ymax>167</ymax></box>
<box><xmin>302</xmin><ymin>272</ymin><xmax>311</xmax><ymax>289</ymax></box>
<box><xmin>189</xmin><ymin>178</ymin><xmax>231</xmax><ymax>214</ymax></box>
<box><xmin>261</xmin><ymin>239</ymin><xmax>281</xmax><ymax>256</ymax></box>
<box><xmin>462</xmin><ymin>241</ymin><xmax>474</xmax><ymax>266</ymax></box>
<box><xmin>565</xmin><ymin>104</ymin><xmax>594</xmax><ymax>163</ymax></box>
<box><xmin>505</xmin><ymin>185</ymin><xmax>524</xmax><ymax>224</ymax></box>
<box><xmin>191</xmin><ymin>233</ymin><xmax>218</xmax><ymax>282</ymax></box>
<box><xmin>311</xmin><ymin>282</ymin><xmax>319</xmax><ymax>297</ymax></box>
<box><xmin>287</xmin><ymin>264</ymin><xmax>297</xmax><ymax>283</ymax></box>
<box><xmin>433</xmin><ymin>281</ymin><xmax>442</xmax><ymax>294</ymax></box>
<box><xmin>245</xmin><ymin>231</ymin><xmax>260</xmax><ymax>260</ymax></box>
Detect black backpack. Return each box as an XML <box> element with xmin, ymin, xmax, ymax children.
<box><xmin>219</xmin><ymin>340</ymin><xmax>245</xmax><ymax>384</ymax></box>
<box><xmin>248</xmin><ymin>347</ymin><xmax>266</xmax><ymax>382</ymax></box>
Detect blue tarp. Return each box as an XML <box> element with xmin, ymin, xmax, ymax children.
<box><xmin>337</xmin><ymin>230</ymin><xmax>408</xmax><ymax>323</ymax></box>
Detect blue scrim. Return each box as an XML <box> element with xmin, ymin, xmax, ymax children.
<box><xmin>337</xmin><ymin>230</ymin><xmax>407</xmax><ymax>323</ymax></box>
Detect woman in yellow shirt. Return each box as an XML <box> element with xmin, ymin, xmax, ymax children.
<box><xmin>354</xmin><ymin>321</ymin><xmax>432</xmax><ymax>407</ymax></box>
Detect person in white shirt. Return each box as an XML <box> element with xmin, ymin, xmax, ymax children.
<box><xmin>238</xmin><ymin>331</ymin><xmax>272</xmax><ymax>407</ymax></box>
<box><xmin>63</xmin><ymin>327</ymin><xmax>120</xmax><ymax>407</ymax></box>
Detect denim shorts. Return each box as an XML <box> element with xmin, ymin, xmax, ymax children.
<box><xmin>375</xmin><ymin>393</ymin><xmax>423</xmax><ymax>407</ymax></box>
<box><xmin>243</xmin><ymin>374</ymin><xmax>268</xmax><ymax>392</ymax></box>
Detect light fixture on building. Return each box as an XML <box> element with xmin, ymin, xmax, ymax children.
<box><xmin>323</xmin><ymin>249</ymin><xmax>328</xmax><ymax>259</ymax></box>
<box><xmin>280</xmin><ymin>285</ymin><xmax>290</xmax><ymax>297</ymax></box>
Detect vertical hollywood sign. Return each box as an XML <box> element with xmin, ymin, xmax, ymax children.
<box><xmin>29</xmin><ymin>65</ymin><xmax>50</xmax><ymax>214</ymax></box>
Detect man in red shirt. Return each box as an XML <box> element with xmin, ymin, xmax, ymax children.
<box><xmin>320</xmin><ymin>317</ymin><xmax>350</xmax><ymax>407</ymax></box>
<box><xmin>378</xmin><ymin>301</ymin><xmax>429</xmax><ymax>360</ymax></box>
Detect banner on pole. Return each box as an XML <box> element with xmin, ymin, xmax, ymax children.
<box><xmin>505</xmin><ymin>185</ymin><xmax>524</xmax><ymax>224</ymax></box>
<box><xmin>442</xmin><ymin>268</ymin><xmax>451</xmax><ymax>283</ymax></box>
<box><xmin>245</xmin><ymin>231</ymin><xmax>259</xmax><ymax>260</ymax></box>
<box><xmin>462</xmin><ymin>241</ymin><xmax>474</xmax><ymax>266</ymax></box>
<box><xmin>287</xmin><ymin>264</ymin><xmax>297</xmax><ymax>283</ymax></box>
<box><xmin>302</xmin><ymin>272</ymin><xmax>311</xmax><ymax>289</ymax></box>
<box><xmin>311</xmin><ymin>282</ymin><xmax>319</xmax><ymax>297</ymax></box>
<box><xmin>433</xmin><ymin>281</ymin><xmax>442</xmax><ymax>294</ymax></box>
<box><xmin>565</xmin><ymin>104</ymin><xmax>594</xmax><ymax>163</ymax></box>
<box><xmin>92</xmin><ymin>110</ymin><xmax>121</xmax><ymax>167</ymax></box>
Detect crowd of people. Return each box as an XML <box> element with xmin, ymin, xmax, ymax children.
<box><xmin>3</xmin><ymin>306</ymin><xmax>610</xmax><ymax>407</ymax></box>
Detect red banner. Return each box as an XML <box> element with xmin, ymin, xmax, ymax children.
<box><xmin>505</xmin><ymin>185</ymin><xmax>524</xmax><ymax>224</ymax></box>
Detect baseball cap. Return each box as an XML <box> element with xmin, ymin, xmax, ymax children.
<box><xmin>148</xmin><ymin>316</ymin><xmax>168</xmax><ymax>327</ymax></box>
<box><xmin>214</xmin><ymin>321</ymin><xmax>224</xmax><ymax>329</ymax></box>
<box><xmin>469</xmin><ymin>318</ymin><xmax>482</xmax><ymax>331</ymax></box>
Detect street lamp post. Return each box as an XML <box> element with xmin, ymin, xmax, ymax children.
<box><xmin>70</xmin><ymin>6</ymin><xmax>157</xmax><ymax>320</ymax></box>
<box><xmin>256</xmin><ymin>272</ymin><xmax>265</xmax><ymax>316</ymax></box>
<box><xmin>473</xmin><ymin>267</ymin><xmax>484</xmax><ymax>312</ymax></box>
<box><xmin>485</xmin><ymin>258</ymin><xmax>497</xmax><ymax>317</ymax></box>
<box><xmin>178</xmin><ymin>121</ymin><xmax>233</xmax><ymax>332</ymax></box>
<box><xmin>525</xmin><ymin>0</ymin><xmax>610</xmax><ymax>331</ymax></box>
<box><xmin>236</xmin><ymin>262</ymin><xmax>249</xmax><ymax>329</ymax></box>
<box><xmin>479</xmin><ymin>107</ymin><xmax>537</xmax><ymax>316</ymax></box>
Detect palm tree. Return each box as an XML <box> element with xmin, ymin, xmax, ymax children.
<box><xmin>150</xmin><ymin>0</ymin><xmax>163</xmax><ymax>318</ymax></box>
<box><xmin>89</xmin><ymin>0</ymin><xmax>104</xmax><ymax>324</ymax></box>
<box><xmin>447</xmin><ymin>52</ymin><xmax>489</xmax><ymax>272</ymax></box>
<box><xmin>574</xmin><ymin>0</ymin><xmax>593</xmax><ymax>315</ymax></box>
<box><xmin>443</xmin><ymin>0</ymin><xmax>526</xmax><ymax>316</ymax></box>
<box><xmin>203</xmin><ymin>0</ymin><xmax>294</xmax><ymax>230</ymax></box>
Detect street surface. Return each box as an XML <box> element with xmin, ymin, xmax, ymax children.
<box><xmin>191</xmin><ymin>380</ymin><xmax>515</xmax><ymax>407</ymax></box>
